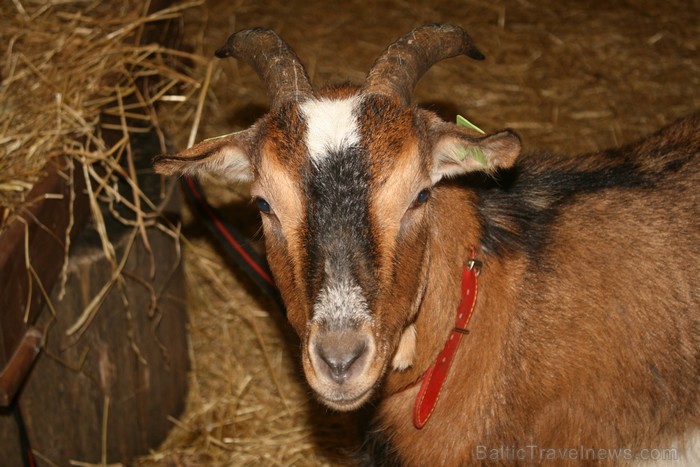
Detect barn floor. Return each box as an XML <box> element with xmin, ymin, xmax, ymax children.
<box><xmin>137</xmin><ymin>0</ymin><xmax>699</xmax><ymax>465</ymax></box>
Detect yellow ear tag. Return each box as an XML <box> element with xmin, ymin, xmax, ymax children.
<box><xmin>455</xmin><ymin>115</ymin><xmax>487</xmax><ymax>166</ymax></box>
<box><xmin>456</xmin><ymin>114</ymin><xmax>486</xmax><ymax>134</ymax></box>
<box><xmin>455</xmin><ymin>146</ymin><xmax>487</xmax><ymax>166</ymax></box>
<box><xmin>202</xmin><ymin>129</ymin><xmax>244</xmax><ymax>142</ymax></box>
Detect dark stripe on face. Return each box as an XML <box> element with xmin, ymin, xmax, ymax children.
<box><xmin>303</xmin><ymin>145</ymin><xmax>379</xmax><ymax>307</ymax></box>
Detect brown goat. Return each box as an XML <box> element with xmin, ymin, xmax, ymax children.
<box><xmin>154</xmin><ymin>24</ymin><xmax>700</xmax><ymax>465</ymax></box>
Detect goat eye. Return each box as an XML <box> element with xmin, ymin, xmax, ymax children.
<box><xmin>412</xmin><ymin>189</ymin><xmax>431</xmax><ymax>208</ymax></box>
<box><xmin>255</xmin><ymin>197</ymin><xmax>272</xmax><ymax>214</ymax></box>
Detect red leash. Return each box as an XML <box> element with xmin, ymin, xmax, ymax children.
<box><xmin>180</xmin><ymin>175</ymin><xmax>284</xmax><ymax>310</ymax></box>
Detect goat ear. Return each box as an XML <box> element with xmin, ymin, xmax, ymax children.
<box><xmin>430</xmin><ymin>125</ymin><xmax>521</xmax><ymax>182</ymax></box>
<box><xmin>153</xmin><ymin>129</ymin><xmax>255</xmax><ymax>182</ymax></box>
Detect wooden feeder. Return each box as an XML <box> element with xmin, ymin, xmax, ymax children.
<box><xmin>0</xmin><ymin>1</ymin><xmax>191</xmax><ymax>464</ymax></box>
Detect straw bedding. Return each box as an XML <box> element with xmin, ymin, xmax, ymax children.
<box><xmin>3</xmin><ymin>0</ymin><xmax>698</xmax><ymax>465</ymax></box>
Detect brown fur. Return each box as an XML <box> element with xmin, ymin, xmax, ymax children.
<box><xmin>371</xmin><ymin>114</ymin><xmax>700</xmax><ymax>465</ymax></box>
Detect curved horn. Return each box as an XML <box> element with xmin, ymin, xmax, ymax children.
<box><xmin>363</xmin><ymin>23</ymin><xmax>484</xmax><ymax>104</ymax></box>
<box><xmin>215</xmin><ymin>28</ymin><xmax>314</xmax><ymax>108</ymax></box>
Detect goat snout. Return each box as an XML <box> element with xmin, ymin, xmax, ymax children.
<box><xmin>306</xmin><ymin>328</ymin><xmax>378</xmax><ymax>410</ymax></box>
<box><xmin>313</xmin><ymin>331</ymin><xmax>369</xmax><ymax>383</ymax></box>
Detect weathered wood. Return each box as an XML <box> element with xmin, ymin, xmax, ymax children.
<box><xmin>13</xmin><ymin>167</ymin><xmax>188</xmax><ymax>465</ymax></box>
<box><xmin>0</xmin><ymin>327</ymin><xmax>42</xmax><ymax>406</ymax></box>
<box><xmin>0</xmin><ymin>123</ymin><xmax>190</xmax><ymax>462</ymax></box>
<box><xmin>0</xmin><ymin>0</ymin><xmax>178</xmax><ymax>407</ymax></box>
<box><xmin>0</xmin><ymin>1</ymin><xmax>188</xmax><ymax>461</ymax></box>
<box><xmin>0</xmin><ymin>157</ymin><xmax>90</xmax><ymax>404</ymax></box>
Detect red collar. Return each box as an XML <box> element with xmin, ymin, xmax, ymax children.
<box><xmin>413</xmin><ymin>256</ymin><xmax>480</xmax><ymax>429</ymax></box>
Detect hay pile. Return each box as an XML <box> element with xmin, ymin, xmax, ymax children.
<box><xmin>134</xmin><ymin>0</ymin><xmax>698</xmax><ymax>465</ymax></box>
<box><xmin>0</xmin><ymin>0</ymin><xmax>206</xmax><ymax>225</ymax></box>
<box><xmin>0</xmin><ymin>0</ymin><xmax>211</xmax><ymax>350</ymax></box>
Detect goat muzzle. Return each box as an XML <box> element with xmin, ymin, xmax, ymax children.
<box><xmin>306</xmin><ymin>326</ymin><xmax>379</xmax><ymax>410</ymax></box>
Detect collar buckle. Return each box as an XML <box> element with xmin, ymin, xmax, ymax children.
<box><xmin>466</xmin><ymin>258</ymin><xmax>482</xmax><ymax>276</ymax></box>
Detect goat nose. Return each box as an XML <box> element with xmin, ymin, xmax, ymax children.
<box><xmin>313</xmin><ymin>332</ymin><xmax>369</xmax><ymax>383</ymax></box>
<box><xmin>318</xmin><ymin>343</ymin><xmax>365</xmax><ymax>381</ymax></box>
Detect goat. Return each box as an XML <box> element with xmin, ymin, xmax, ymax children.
<box><xmin>154</xmin><ymin>24</ymin><xmax>700</xmax><ymax>465</ymax></box>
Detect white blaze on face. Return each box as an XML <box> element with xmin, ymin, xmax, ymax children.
<box><xmin>300</xmin><ymin>96</ymin><xmax>361</xmax><ymax>164</ymax></box>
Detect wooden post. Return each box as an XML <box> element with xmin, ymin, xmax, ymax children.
<box><xmin>0</xmin><ymin>157</ymin><xmax>90</xmax><ymax>405</ymax></box>
<box><xmin>0</xmin><ymin>134</ymin><xmax>190</xmax><ymax>465</ymax></box>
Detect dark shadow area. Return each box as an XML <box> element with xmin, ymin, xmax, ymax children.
<box><xmin>224</xmin><ymin>102</ymin><xmax>269</xmax><ymax>130</ymax></box>
<box><xmin>417</xmin><ymin>99</ymin><xmax>464</xmax><ymax>123</ymax></box>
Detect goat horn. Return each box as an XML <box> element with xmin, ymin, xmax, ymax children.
<box><xmin>215</xmin><ymin>28</ymin><xmax>314</xmax><ymax>108</ymax></box>
<box><xmin>363</xmin><ymin>23</ymin><xmax>484</xmax><ymax>104</ymax></box>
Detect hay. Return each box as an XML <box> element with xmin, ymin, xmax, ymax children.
<box><xmin>0</xmin><ymin>0</ymin><xmax>206</xmax><ymax>221</ymax></box>
<box><xmin>0</xmin><ymin>0</ymin><xmax>209</xmax><ymax>354</ymax></box>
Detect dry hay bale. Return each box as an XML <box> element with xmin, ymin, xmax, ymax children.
<box><xmin>0</xmin><ymin>0</ymin><xmax>207</xmax><ymax>352</ymax></box>
<box><xmin>0</xmin><ymin>0</ymin><xmax>206</xmax><ymax>224</ymax></box>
